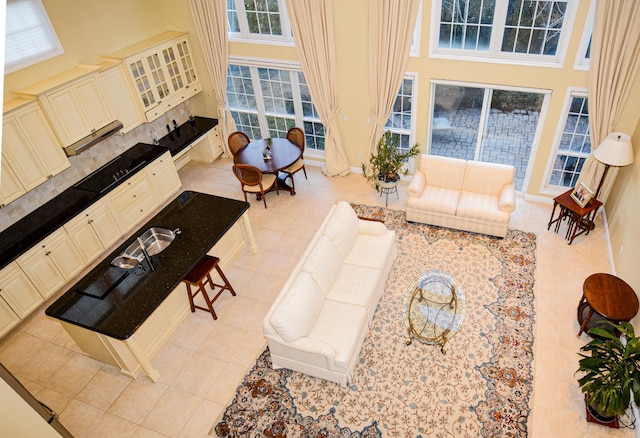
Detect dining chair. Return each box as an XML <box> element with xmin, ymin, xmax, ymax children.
<box><xmin>228</xmin><ymin>131</ymin><xmax>251</xmax><ymax>156</ymax></box>
<box><xmin>283</xmin><ymin>127</ymin><xmax>307</xmax><ymax>191</ymax></box>
<box><xmin>232</xmin><ymin>164</ymin><xmax>279</xmax><ymax>208</ymax></box>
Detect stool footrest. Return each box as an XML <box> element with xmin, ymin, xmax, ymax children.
<box><xmin>182</xmin><ymin>255</ymin><xmax>236</xmax><ymax>320</ymax></box>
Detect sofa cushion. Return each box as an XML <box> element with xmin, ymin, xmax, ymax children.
<box><xmin>406</xmin><ymin>170</ymin><xmax>425</xmax><ymax>198</ymax></box>
<box><xmin>323</xmin><ymin>202</ymin><xmax>360</xmax><ymax>258</ymax></box>
<box><xmin>457</xmin><ymin>191</ymin><xmax>510</xmax><ymax>222</ymax></box>
<box><xmin>419</xmin><ymin>154</ymin><xmax>466</xmax><ymax>190</ymax></box>
<box><xmin>326</xmin><ymin>263</ymin><xmax>381</xmax><ymax>307</ymax></box>
<box><xmin>270</xmin><ymin>272</ymin><xmax>325</xmax><ymax>342</ymax></box>
<box><xmin>344</xmin><ymin>230</ymin><xmax>396</xmax><ymax>269</ymax></box>
<box><xmin>302</xmin><ymin>236</ymin><xmax>344</xmax><ymax>294</ymax></box>
<box><xmin>308</xmin><ymin>300</ymin><xmax>368</xmax><ymax>371</ymax></box>
<box><xmin>462</xmin><ymin>161</ymin><xmax>514</xmax><ymax>195</ymax></box>
<box><xmin>407</xmin><ymin>186</ymin><xmax>460</xmax><ymax>215</ymax></box>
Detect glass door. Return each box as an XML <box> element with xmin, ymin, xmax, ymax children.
<box><xmin>430</xmin><ymin>82</ymin><xmax>546</xmax><ymax>192</ymax></box>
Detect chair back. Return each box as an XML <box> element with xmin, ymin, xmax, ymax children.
<box><xmin>286</xmin><ymin>127</ymin><xmax>305</xmax><ymax>152</ymax></box>
<box><xmin>228</xmin><ymin>132</ymin><xmax>251</xmax><ymax>156</ymax></box>
<box><xmin>232</xmin><ymin>164</ymin><xmax>263</xmax><ymax>187</ymax></box>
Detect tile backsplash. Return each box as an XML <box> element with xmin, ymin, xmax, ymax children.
<box><xmin>0</xmin><ymin>102</ymin><xmax>194</xmax><ymax>232</ymax></box>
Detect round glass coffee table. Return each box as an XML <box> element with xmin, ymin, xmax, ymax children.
<box><xmin>403</xmin><ymin>270</ymin><xmax>466</xmax><ymax>354</ymax></box>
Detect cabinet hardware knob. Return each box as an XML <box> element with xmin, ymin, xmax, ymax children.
<box><xmin>45</xmin><ymin>251</ymin><xmax>51</xmax><ymax>256</ymax></box>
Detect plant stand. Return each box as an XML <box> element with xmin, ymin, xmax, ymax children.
<box><xmin>584</xmin><ymin>397</ymin><xmax>619</xmax><ymax>428</ymax></box>
<box><xmin>378</xmin><ymin>179</ymin><xmax>398</xmax><ymax>207</ymax></box>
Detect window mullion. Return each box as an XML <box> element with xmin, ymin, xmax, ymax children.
<box><xmin>289</xmin><ymin>71</ymin><xmax>304</xmax><ymax>126</ymax></box>
<box><xmin>235</xmin><ymin>0</ymin><xmax>251</xmax><ymax>37</ymax></box>
<box><xmin>249</xmin><ymin>67</ymin><xmax>270</xmax><ymax>138</ymax></box>
<box><xmin>489</xmin><ymin>0</ymin><xmax>509</xmax><ymax>55</ymax></box>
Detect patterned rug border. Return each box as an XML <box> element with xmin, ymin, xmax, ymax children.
<box><xmin>213</xmin><ymin>205</ymin><xmax>537</xmax><ymax>437</ymax></box>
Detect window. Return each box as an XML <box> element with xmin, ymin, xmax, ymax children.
<box><xmin>227</xmin><ymin>61</ymin><xmax>325</xmax><ymax>153</ymax></box>
<box><xmin>227</xmin><ymin>0</ymin><xmax>293</xmax><ymax>44</ymax></box>
<box><xmin>5</xmin><ymin>0</ymin><xmax>63</xmax><ymax>74</ymax></box>
<box><xmin>432</xmin><ymin>0</ymin><xmax>576</xmax><ymax>65</ymax></box>
<box><xmin>574</xmin><ymin>0</ymin><xmax>594</xmax><ymax>70</ymax></box>
<box><xmin>545</xmin><ymin>91</ymin><xmax>591</xmax><ymax>189</ymax></box>
<box><xmin>385</xmin><ymin>76</ymin><xmax>417</xmax><ymax>158</ymax></box>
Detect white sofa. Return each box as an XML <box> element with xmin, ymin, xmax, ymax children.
<box><xmin>406</xmin><ymin>154</ymin><xmax>516</xmax><ymax>238</ymax></box>
<box><xmin>263</xmin><ymin>202</ymin><xmax>397</xmax><ymax>387</ymax></box>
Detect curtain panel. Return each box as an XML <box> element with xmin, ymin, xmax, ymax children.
<box><xmin>284</xmin><ymin>0</ymin><xmax>350</xmax><ymax>176</ymax></box>
<box><xmin>367</xmin><ymin>0</ymin><xmax>420</xmax><ymax>157</ymax></box>
<box><xmin>189</xmin><ymin>0</ymin><xmax>237</xmax><ymax>157</ymax></box>
<box><xmin>579</xmin><ymin>1</ymin><xmax>640</xmax><ymax>201</ymax></box>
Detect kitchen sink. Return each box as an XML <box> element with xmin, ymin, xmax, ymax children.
<box><xmin>111</xmin><ymin>227</ymin><xmax>180</xmax><ymax>268</ymax></box>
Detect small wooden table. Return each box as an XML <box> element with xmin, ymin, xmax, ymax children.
<box><xmin>577</xmin><ymin>273</ymin><xmax>639</xmax><ymax>337</ymax></box>
<box><xmin>233</xmin><ymin>138</ymin><xmax>302</xmax><ymax>195</ymax></box>
<box><xmin>547</xmin><ymin>189</ymin><xmax>602</xmax><ymax>245</ymax></box>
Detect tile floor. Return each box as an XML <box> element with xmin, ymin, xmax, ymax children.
<box><xmin>0</xmin><ymin>157</ymin><xmax>635</xmax><ymax>437</ymax></box>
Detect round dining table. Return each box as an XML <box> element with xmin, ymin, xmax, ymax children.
<box><xmin>233</xmin><ymin>137</ymin><xmax>302</xmax><ymax>195</ymax></box>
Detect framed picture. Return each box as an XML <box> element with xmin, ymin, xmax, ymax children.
<box><xmin>570</xmin><ymin>181</ymin><xmax>595</xmax><ymax>208</ymax></box>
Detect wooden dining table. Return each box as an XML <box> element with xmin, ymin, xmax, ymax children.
<box><xmin>233</xmin><ymin>137</ymin><xmax>302</xmax><ymax>195</ymax></box>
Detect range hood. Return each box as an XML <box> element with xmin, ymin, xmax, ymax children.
<box><xmin>63</xmin><ymin>120</ymin><xmax>123</xmax><ymax>156</ymax></box>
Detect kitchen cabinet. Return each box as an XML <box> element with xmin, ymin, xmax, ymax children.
<box><xmin>104</xmin><ymin>171</ymin><xmax>158</xmax><ymax>234</ymax></box>
<box><xmin>105</xmin><ymin>31</ymin><xmax>201</xmax><ymax>122</ymax></box>
<box><xmin>0</xmin><ymin>262</ymin><xmax>43</xmax><ymax>319</ymax></box>
<box><xmin>64</xmin><ymin>200</ymin><xmax>121</xmax><ymax>263</ymax></box>
<box><xmin>0</xmin><ymin>297</ymin><xmax>19</xmax><ymax>338</ymax></box>
<box><xmin>146</xmin><ymin>151</ymin><xmax>181</xmax><ymax>204</ymax></box>
<box><xmin>16</xmin><ymin>228</ymin><xmax>85</xmax><ymax>299</ymax></box>
<box><xmin>0</xmin><ymin>157</ymin><xmax>25</xmax><ymax>207</ymax></box>
<box><xmin>98</xmin><ymin>61</ymin><xmax>144</xmax><ymax>134</ymax></box>
<box><xmin>2</xmin><ymin>99</ymin><xmax>70</xmax><ymax>194</ymax></box>
<box><xmin>16</xmin><ymin>65</ymin><xmax>115</xmax><ymax>147</ymax></box>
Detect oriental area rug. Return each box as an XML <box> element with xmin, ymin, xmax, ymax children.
<box><xmin>212</xmin><ymin>205</ymin><xmax>537</xmax><ymax>438</ymax></box>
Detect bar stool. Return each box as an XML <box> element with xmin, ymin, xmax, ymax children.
<box><xmin>182</xmin><ymin>255</ymin><xmax>236</xmax><ymax>320</ymax></box>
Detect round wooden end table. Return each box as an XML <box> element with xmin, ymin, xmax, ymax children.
<box><xmin>577</xmin><ymin>273</ymin><xmax>639</xmax><ymax>337</ymax></box>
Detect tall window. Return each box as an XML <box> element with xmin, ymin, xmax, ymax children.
<box><xmin>546</xmin><ymin>91</ymin><xmax>591</xmax><ymax>189</ymax></box>
<box><xmin>385</xmin><ymin>77</ymin><xmax>417</xmax><ymax>156</ymax></box>
<box><xmin>433</xmin><ymin>0</ymin><xmax>575</xmax><ymax>64</ymax></box>
<box><xmin>5</xmin><ymin>0</ymin><xmax>63</xmax><ymax>74</ymax></box>
<box><xmin>574</xmin><ymin>0</ymin><xmax>594</xmax><ymax>70</ymax></box>
<box><xmin>227</xmin><ymin>0</ymin><xmax>292</xmax><ymax>44</ymax></box>
<box><xmin>226</xmin><ymin>62</ymin><xmax>325</xmax><ymax>152</ymax></box>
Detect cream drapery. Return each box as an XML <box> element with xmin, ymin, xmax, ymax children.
<box><xmin>367</xmin><ymin>0</ymin><xmax>420</xmax><ymax>156</ymax></box>
<box><xmin>189</xmin><ymin>0</ymin><xmax>236</xmax><ymax>157</ymax></box>
<box><xmin>284</xmin><ymin>0</ymin><xmax>350</xmax><ymax>176</ymax></box>
<box><xmin>578</xmin><ymin>1</ymin><xmax>640</xmax><ymax>202</ymax></box>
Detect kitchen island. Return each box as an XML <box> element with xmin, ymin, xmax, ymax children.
<box><xmin>45</xmin><ymin>191</ymin><xmax>257</xmax><ymax>381</ymax></box>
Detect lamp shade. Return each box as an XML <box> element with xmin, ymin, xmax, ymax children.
<box><xmin>593</xmin><ymin>132</ymin><xmax>634</xmax><ymax>167</ymax></box>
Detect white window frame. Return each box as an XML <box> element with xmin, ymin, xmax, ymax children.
<box><xmin>410</xmin><ymin>1</ymin><xmax>423</xmax><ymax>57</ymax></box>
<box><xmin>227</xmin><ymin>56</ymin><xmax>325</xmax><ymax>158</ymax></box>
<box><xmin>227</xmin><ymin>0</ymin><xmax>294</xmax><ymax>47</ymax></box>
<box><xmin>573</xmin><ymin>0</ymin><xmax>594</xmax><ymax>71</ymax></box>
<box><xmin>4</xmin><ymin>0</ymin><xmax>64</xmax><ymax>74</ymax></box>
<box><xmin>429</xmin><ymin>0</ymin><xmax>578</xmax><ymax>68</ymax></box>
<box><xmin>385</xmin><ymin>73</ymin><xmax>419</xmax><ymax>173</ymax></box>
<box><xmin>541</xmin><ymin>87</ymin><xmax>590</xmax><ymax>195</ymax></box>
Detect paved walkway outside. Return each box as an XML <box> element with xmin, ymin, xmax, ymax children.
<box><xmin>430</xmin><ymin>108</ymin><xmax>540</xmax><ymax>191</ymax></box>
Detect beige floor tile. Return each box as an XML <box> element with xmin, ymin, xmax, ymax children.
<box><xmin>141</xmin><ymin>386</ymin><xmax>201</xmax><ymax>437</ymax></box>
<box><xmin>58</xmin><ymin>399</ymin><xmax>105</xmax><ymax>438</ymax></box>
<box><xmin>109</xmin><ymin>379</ymin><xmax>168</xmax><ymax>424</ymax></box>
<box><xmin>171</xmin><ymin>352</ymin><xmax>226</xmax><ymax>397</ymax></box>
<box><xmin>204</xmin><ymin>362</ymin><xmax>250</xmax><ymax>405</ymax></box>
<box><xmin>178</xmin><ymin>399</ymin><xmax>225</xmax><ymax>438</ymax></box>
<box><xmin>47</xmin><ymin>353</ymin><xmax>104</xmax><ymax>397</ymax></box>
<box><xmin>94</xmin><ymin>412</ymin><xmax>140</xmax><ymax>438</ymax></box>
<box><xmin>77</xmin><ymin>366</ymin><xmax>133</xmax><ymax>411</ymax></box>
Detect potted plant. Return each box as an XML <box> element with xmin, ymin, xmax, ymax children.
<box><xmin>576</xmin><ymin>321</ymin><xmax>640</xmax><ymax>425</ymax></box>
<box><xmin>361</xmin><ymin>131</ymin><xmax>420</xmax><ymax>192</ymax></box>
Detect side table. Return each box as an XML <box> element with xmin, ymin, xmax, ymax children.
<box><xmin>547</xmin><ymin>189</ymin><xmax>602</xmax><ymax>245</ymax></box>
<box><xmin>577</xmin><ymin>273</ymin><xmax>639</xmax><ymax>337</ymax></box>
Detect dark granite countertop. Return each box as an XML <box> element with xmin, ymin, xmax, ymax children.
<box><xmin>45</xmin><ymin>191</ymin><xmax>249</xmax><ymax>340</ymax></box>
<box><xmin>0</xmin><ymin>143</ymin><xmax>169</xmax><ymax>270</ymax></box>
<box><xmin>158</xmin><ymin>116</ymin><xmax>218</xmax><ymax>157</ymax></box>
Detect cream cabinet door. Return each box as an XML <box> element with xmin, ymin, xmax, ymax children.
<box><xmin>0</xmin><ymin>262</ymin><xmax>43</xmax><ymax>318</ymax></box>
<box><xmin>44</xmin><ymin>75</ymin><xmax>113</xmax><ymax>145</ymax></box>
<box><xmin>64</xmin><ymin>213</ymin><xmax>105</xmax><ymax>264</ymax></box>
<box><xmin>104</xmin><ymin>171</ymin><xmax>158</xmax><ymax>233</ymax></box>
<box><xmin>147</xmin><ymin>152</ymin><xmax>181</xmax><ymax>204</ymax></box>
<box><xmin>0</xmin><ymin>157</ymin><xmax>26</xmax><ymax>207</ymax></box>
<box><xmin>1</xmin><ymin>116</ymin><xmax>48</xmax><ymax>191</ymax></box>
<box><xmin>13</xmin><ymin>102</ymin><xmax>70</xmax><ymax>177</ymax></box>
<box><xmin>0</xmin><ymin>297</ymin><xmax>19</xmax><ymax>338</ymax></box>
<box><xmin>99</xmin><ymin>64</ymin><xmax>144</xmax><ymax>134</ymax></box>
<box><xmin>88</xmin><ymin>201</ymin><xmax>122</xmax><ymax>248</ymax></box>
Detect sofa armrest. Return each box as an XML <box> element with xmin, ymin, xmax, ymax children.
<box><xmin>358</xmin><ymin>219</ymin><xmax>388</xmax><ymax>236</ymax></box>
<box><xmin>407</xmin><ymin>170</ymin><xmax>426</xmax><ymax>198</ymax></box>
<box><xmin>288</xmin><ymin>337</ymin><xmax>338</xmax><ymax>370</ymax></box>
<box><xmin>498</xmin><ymin>184</ymin><xmax>516</xmax><ymax>212</ymax></box>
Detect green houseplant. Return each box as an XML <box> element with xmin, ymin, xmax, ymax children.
<box><xmin>361</xmin><ymin>131</ymin><xmax>420</xmax><ymax>191</ymax></box>
<box><xmin>576</xmin><ymin>321</ymin><xmax>640</xmax><ymax>424</ymax></box>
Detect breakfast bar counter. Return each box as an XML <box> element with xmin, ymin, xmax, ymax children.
<box><xmin>45</xmin><ymin>191</ymin><xmax>257</xmax><ymax>381</ymax></box>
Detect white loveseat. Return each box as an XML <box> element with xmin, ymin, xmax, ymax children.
<box><xmin>263</xmin><ymin>202</ymin><xmax>397</xmax><ymax>387</ymax></box>
<box><xmin>406</xmin><ymin>154</ymin><xmax>516</xmax><ymax>237</ymax></box>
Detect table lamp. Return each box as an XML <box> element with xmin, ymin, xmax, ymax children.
<box><xmin>592</xmin><ymin>132</ymin><xmax>634</xmax><ymax>200</ymax></box>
